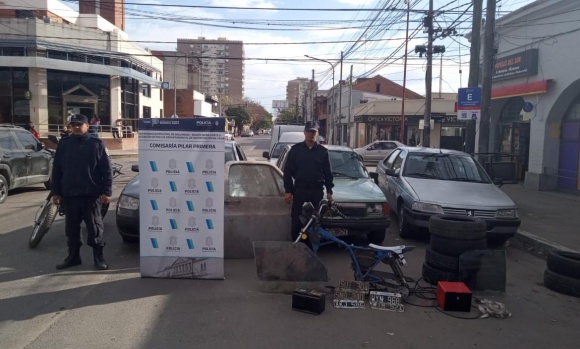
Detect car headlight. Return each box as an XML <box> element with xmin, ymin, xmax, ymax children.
<box><xmin>412</xmin><ymin>202</ymin><xmax>444</xmax><ymax>214</ymax></box>
<box><xmin>118</xmin><ymin>195</ymin><xmax>139</xmax><ymax>210</ymax></box>
<box><xmin>496</xmin><ymin>208</ymin><xmax>518</xmax><ymax>219</ymax></box>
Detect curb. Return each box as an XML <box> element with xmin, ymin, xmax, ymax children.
<box><xmin>511</xmin><ymin>229</ymin><xmax>577</xmax><ymax>258</ymax></box>
<box><xmin>109</xmin><ymin>153</ymin><xmax>138</xmax><ymax>159</ymax></box>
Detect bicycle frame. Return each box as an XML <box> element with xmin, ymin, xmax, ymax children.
<box><xmin>296</xmin><ymin>200</ymin><xmax>414</xmax><ymax>294</ymax></box>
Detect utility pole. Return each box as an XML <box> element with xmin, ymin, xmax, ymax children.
<box><xmin>422</xmin><ymin>0</ymin><xmax>434</xmax><ymax>147</ymax></box>
<box><xmin>400</xmin><ymin>0</ymin><xmax>410</xmax><ymax>143</ymax></box>
<box><xmin>479</xmin><ymin>0</ymin><xmax>496</xmax><ymax>157</ymax></box>
<box><xmin>311</xmin><ymin>69</ymin><xmax>315</xmax><ymax>122</ymax></box>
<box><xmin>173</xmin><ymin>56</ymin><xmax>178</xmax><ymax>118</ymax></box>
<box><xmin>338</xmin><ymin>51</ymin><xmax>343</xmax><ymax>145</ymax></box>
<box><xmin>295</xmin><ymin>95</ymin><xmax>299</xmax><ymax>122</ymax></box>
<box><xmin>465</xmin><ymin>0</ymin><xmax>483</xmax><ymax>155</ymax></box>
<box><xmin>347</xmin><ymin>65</ymin><xmax>353</xmax><ymax>147</ymax></box>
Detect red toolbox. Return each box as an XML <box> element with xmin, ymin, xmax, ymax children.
<box><xmin>437</xmin><ymin>281</ymin><xmax>472</xmax><ymax>312</ymax></box>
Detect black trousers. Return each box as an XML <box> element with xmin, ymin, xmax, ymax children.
<box><xmin>290</xmin><ymin>188</ymin><xmax>323</xmax><ymax>242</ymax></box>
<box><xmin>62</xmin><ymin>196</ymin><xmax>105</xmax><ymax>249</ymax></box>
<box><xmin>112</xmin><ymin>127</ymin><xmax>119</xmax><ymax>138</ymax></box>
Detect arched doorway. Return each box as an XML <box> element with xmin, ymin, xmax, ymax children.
<box><xmin>496</xmin><ymin>97</ymin><xmax>530</xmax><ymax>180</ymax></box>
<box><xmin>558</xmin><ymin>93</ymin><xmax>580</xmax><ymax>191</ymax></box>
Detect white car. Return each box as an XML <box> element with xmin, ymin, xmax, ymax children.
<box><xmin>224</xmin><ymin>132</ymin><xmax>234</xmax><ymax>141</ymax></box>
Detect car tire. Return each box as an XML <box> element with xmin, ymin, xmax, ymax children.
<box><xmin>425</xmin><ymin>247</ymin><xmax>459</xmax><ymax>272</ymax></box>
<box><xmin>544</xmin><ymin>268</ymin><xmax>580</xmax><ymax>298</ymax></box>
<box><xmin>29</xmin><ymin>202</ymin><xmax>58</xmax><ymax>248</ymax></box>
<box><xmin>429</xmin><ymin>215</ymin><xmax>486</xmax><ymax>240</ymax></box>
<box><xmin>430</xmin><ymin>235</ymin><xmax>487</xmax><ymax>257</ymax></box>
<box><xmin>0</xmin><ymin>173</ymin><xmax>8</xmax><ymax>204</ymax></box>
<box><xmin>367</xmin><ymin>229</ymin><xmax>386</xmax><ymax>245</ymax></box>
<box><xmin>398</xmin><ymin>205</ymin><xmax>413</xmax><ymax>239</ymax></box>
<box><xmin>422</xmin><ymin>262</ymin><xmax>459</xmax><ymax>285</ymax></box>
<box><xmin>546</xmin><ymin>250</ymin><xmax>580</xmax><ymax>280</ymax></box>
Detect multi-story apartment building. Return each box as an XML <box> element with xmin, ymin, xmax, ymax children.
<box><xmin>176</xmin><ymin>37</ymin><xmax>244</xmax><ymax>100</ymax></box>
<box><xmin>286</xmin><ymin>77</ymin><xmax>318</xmax><ymax>115</ymax></box>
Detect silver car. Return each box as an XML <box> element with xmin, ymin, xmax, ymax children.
<box><xmin>376</xmin><ymin>147</ymin><xmax>521</xmax><ymax>245</ymax></box>
<box><xmin>354</xmin><ymin>140</ymin><xmax>404</xmax><ymax>166</ymax></box>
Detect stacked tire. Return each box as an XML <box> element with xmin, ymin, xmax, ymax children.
<box><xmin>544</xmin><ymin>250</ymin><xmax>580</xmax><ymax>298</ymax></box>
<box><xmin>422</xmin><ymin>215</ymin><xmax>487</xmax><ymax>285</ymax></box>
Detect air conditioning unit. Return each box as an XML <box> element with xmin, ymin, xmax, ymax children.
<box><xmin>43</xmin><ymin>16</ymin><xmax>52</xmax><ymax>23</ymax></box>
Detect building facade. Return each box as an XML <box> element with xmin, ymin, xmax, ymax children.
<box><xmin>0</xmin><ymin>0</ymin><xmax>163</xmax><ymax>133</ymax></box>
<box><xmin>176</xmin><ymin>37</ymin><xmax>244</xmax><ymax>100</ymax></box>
<box><xmin>481</xmin><ymin>0</ymin><xmax>580</xmax><ymax>192</ymax></box>
<box><xmin>286</xmin><ymin>77</ymin><xmax>318</xmax><ymax>121</ymax></box>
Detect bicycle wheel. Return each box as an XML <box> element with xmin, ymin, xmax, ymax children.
<box><xmin>29</xmin><ymin>202</ymin><xmax>58</xmax><ymax>248</ymax></box>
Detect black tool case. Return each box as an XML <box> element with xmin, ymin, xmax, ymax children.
<box><xmin>292</xmin><ymin>289</ymin><xmax>326</xmax><ymax>315</ymax></box>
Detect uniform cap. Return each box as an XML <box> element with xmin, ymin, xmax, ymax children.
<box><xmin>304</xmin><ymin>121</ymin><xmax>319</xmax><ymax>131</ymax></box>
<box><xmin>70</xmin><ymin>114</ymin><xmax>88</xmax><ymax>124</ymax></box>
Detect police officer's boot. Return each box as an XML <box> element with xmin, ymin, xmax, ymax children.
<box><xmin>56</xmin><ymin>247</ymin><xmax>82</xmax><ymax>269</ymax></box>
<box><xmin>93</xmin><ymin>245</ymin><xmax>108</xmax><ymax>270</ymax></box>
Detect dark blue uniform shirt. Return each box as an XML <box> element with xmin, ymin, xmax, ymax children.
<box><xmin>283</xmin><ymin>141</ymin><xmax>334</xmax><ymax>194</ymax></box>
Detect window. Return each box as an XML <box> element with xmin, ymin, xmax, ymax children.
<box><xmin>380</xmin><ymin>142</ymin><xmax>397</xmax><ymax>150</ymax></box>
<box><xmin>143</xmin><ymin>106</ymin><xmax>151</xmax><ymax>118</ymax></box>
<box><xmin>392</xmin><ymin>150</ymin><xmax>407</xmax><ymax>172</ymax></box>
<box><xmin>142</xmin><ymin>84</ymin><xmax>151</xmax><ymax>97</ymax></box>
<box><xmin>402</xmin><ymin>153</ymin><xmax>490</xmax><ymax>183</ymax></box>
<box><xmin>328</xmin><ymin>150</ymin><xmax>368</xmax><ymax>178</ymax></box>
<box><xmin>228</xmin><ymin>164</ymin><xmax>284</xmax><ymax>197</ymax></box>
<box><xmin>383</xmin><ymin>149</ymin><xmax>400</xmax><ymax>168</ymax></box>
<box><xmin>0</xmin><ymin>132</ymin><xmax>18</xmax><ymax>150</ymax></box>
<box><xmin>375</xmin><ymin>83</ymin><xmax>381</xmax><ymax>93</ymax></box>
<box><xmin>15</xmin><ymin>131</ymin><xmax>38</xmax><ymax>150</ymax></box>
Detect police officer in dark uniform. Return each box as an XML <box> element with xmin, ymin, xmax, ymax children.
<box><xmin>51</xmin><ymin>114</ymin><xmax>113</xmax><ymax>270</ymax></box>
<box><xmin>283</xmin><ymin>121</ymin><xmax>334</xmax><ymax>243</ymax></box>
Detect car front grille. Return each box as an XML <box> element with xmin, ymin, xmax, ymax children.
<box><xmin>335</xmin><ymin>203</ymin><xmax>367</xmax><ymax>217</ymax></box>
<box><xmin>443</xmin><ymin>208</ymin><xmax>495</xmax><ymax>219</ymax></box>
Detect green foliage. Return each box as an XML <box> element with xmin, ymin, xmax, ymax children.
<box><xmin>275</xmin><ymin>107</ymin><xmax>302</xmax><ymax>124</ymax></box>
<box><xmin>225</xmin><ymin>106</ymin><xmax>250</xmax><ymax>135</ymax></box>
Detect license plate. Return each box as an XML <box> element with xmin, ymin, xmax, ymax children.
<box><xmin>328</xmin><ymin>228</ymin><xmax>349</xmax><ymax>237</ymax></box>
<box><xmin>369</xmin><ymin>291</ymin><xmax>404</xmax><ymax>312</ymax></box>
<box><xmin>333</xmin><ymin>289</ymin><xmax>366</xmax><ymax>309</ymax></box>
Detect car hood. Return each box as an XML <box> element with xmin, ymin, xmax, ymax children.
<box><xmin>405</xmin><ymin>178</ymin><xmax>516</xmax><ymax>208</ymax></box>
<box><xmin>121</xmin><ymin>175</ymin><xmax>140</xmax><ymax>198</ymax></box>
<box><xmin>329</xmin><ymin>177</ymin><xmax>386</xmax><ymax>203</ymax></box>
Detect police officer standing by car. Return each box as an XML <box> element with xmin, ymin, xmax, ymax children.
<box><xmin>283</xmin><ymin>121</ymin><xmax>334</xmax><ymax>243</ymax></box>
<box><xmin>51</xmin><ymin>114</ymin><xmax>112</xmax><ymax>270</ymax></box>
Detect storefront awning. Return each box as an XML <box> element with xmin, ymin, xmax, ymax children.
<box><xmin>491</xmin><ymin>80</ymin><xmax>549</xmax><ymax>100</ymax></box>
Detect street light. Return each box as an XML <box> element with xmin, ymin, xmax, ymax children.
<box><xmin>305</xmin><ymin>55</ymin><xmax>335</xmax><ymax>143</ymax></box>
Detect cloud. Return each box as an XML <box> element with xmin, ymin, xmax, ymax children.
<box><xmin>335</xmin><ymin>0</ymin><xmax>375</xmax><ymax>6</ymax></box>
<box><xmin>210</xmin><ymin>0</ymin><xmax>278</xmax><ymax>8</ymax></box>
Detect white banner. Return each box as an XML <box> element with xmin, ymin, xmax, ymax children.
<box><xmin>138</xmin><ymin>118</ymin><xmax>226</xmax><ymax>279</ymax></box>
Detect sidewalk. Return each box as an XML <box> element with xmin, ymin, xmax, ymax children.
<box><xmin>108</xmin><ymin>149</ymin><xmax>138</xmax><ymax>158</ymax></box>
<box><xmin>501</xmin><ymin>184</ymin><xmax>580</xmax><ymax>253</ymax></box>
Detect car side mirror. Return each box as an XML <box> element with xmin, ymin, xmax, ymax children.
<box><xmin>385</xmin><ymin>168</ymin><xmax>399</xmax><ymax>177</ymax></box>
<box><xmin>131</xmin><ymin>164</ymin><xmax>139</xmax><ymax>173</ymax></box>
<box><xmin>37</xmin><ymin>142</ymin><xmax>45</xmax><ymax>151</ymax></box>
<box><xmin>262</xmin><ymin>151</ymin><xmax>270</xmax><ymax>159</ymax></box>
<box><xmin>493</xmin><ymin>177</ymin><xmax>503</xmax><ymax>188</ymax></box>
<box><xmin>369</xmin><ymin>172</ymin><xmax>379</xmax><ymax>185</ymax></box>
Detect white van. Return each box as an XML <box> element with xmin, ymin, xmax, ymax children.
<box><xmin>263</xmin><ymin>132</ymin><xmax>304</xmax><ymax>164</ymax></box>
<box><xmin>268</xmin><ymin>124</ymin><xmax>304</xmax><ymax>158</ymax></box>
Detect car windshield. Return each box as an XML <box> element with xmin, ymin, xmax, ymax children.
<box><xmin>403</xmin><ymin>153</ymin><xmax>491</xmax><ymax>183</ymax></box>
<box><xmin>328</xmin><ymin>150</ymin><xmax>368</xmax><ymax>179</ymax></box>
<box><xmin>271</xmin><ymin>143</ymin><xmax>292</xmax><ymax>158</ymax></box>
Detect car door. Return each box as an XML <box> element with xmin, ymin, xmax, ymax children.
<box><xmin>387</xmin><ymin>149</ymin><xmax>408</xmax><ymax>207</ymax></box>
<box><xmin>378</xmin><ymin>141</ymin><xmax>398</xmax><ymax>160</ymax></box>
<box><xmin>234</xmin><ymin>143</ymin><xmax>248</xmax><ymax>161</ymax></box>
<box><xmin>14</xmin><ymin>130</ymin><xmax>50</xmax><ymax>185</ymax></box>
<box><xmin>224</xmin><ymin>162</ymin><xmax>290</xmax><ymax>258</ymax></box>
<box><xmin>363</xmin><ymin>141</ymin><xmax>381</xmax><ymax>162</ymax></box>
<box><xmin>377</xmin><ymin>149</ymin><xmax>400</xmax><ymax>205</ymax></box>
<box><xmin>0</xmin><ymin>130</ymin><xmax>28</xmax><ymax>188</ymax></box>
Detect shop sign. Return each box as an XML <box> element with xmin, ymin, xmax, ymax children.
<box><xmin>492</xmin><ymin>49</ymin><xmax>538</xmax><ymax>82</ymax></box>
<box><xmin>356</xmin><ymin>115</ymin><xmax>423</xmax><ymax>124</ymax></box>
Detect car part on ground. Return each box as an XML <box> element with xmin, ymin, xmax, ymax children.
<box><xmin>429</xmin><ymin>235</ymin><xmax>488</xmax><ymax>257</ymax></box>
<box><xmin>543</xmin><ymin>250</ymin><xmax>580</xmax><ymax>298</ymax></box>
<box><xmin>29</xmin><ymin>200</ymin><xmax>58</xmax><ymax>248</ymax></box>
<box><xmin>429</xmin><ymin>215</ymin><xmax>487</xmax><ymax>240</ymax></box>
<box><xmin>422</xmin><ymin>262</ymin><xmax>459</xmax><ymax>285</ymax></box>
<box><xmin>543</xmin><ymin>268</ymin><xmax>580</xmax><ymax>298</ymax></box>
<box><xmin>425</xmin><ymin>247</ymin><xmax>460</xmax><ymax>272</ymax></box>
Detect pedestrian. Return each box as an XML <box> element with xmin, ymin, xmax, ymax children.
<box><xmin>283</xmin><ymin>121</ymin><xmax>334</xmax><ymax>246</ymax></box>
<box><xmin>60</xmin><ymin>125</ymin><xmax>71</xmax><ymax>138</ymax></box>
<box><xmin>112</xmin><ymin>118</ymin><xmax>123</xmax><ymax>138</ymax></box>
<box><xmin>50</xmin><ymin>114</ymin><xmax>112</xmax><ymax>270</ymax></box>
<box><xmin>89</xmin><ymin>115</ymin><xmax>100</xmax><ymax>136</ymax></box>
<box><xmin>25</xmin><ymin>122</ymin><xmax>40</xmax><ymax>139</ymax></box>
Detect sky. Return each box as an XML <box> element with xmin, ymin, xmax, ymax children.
<box><xmin>67</xmin><ymin>0</ymin><xmax>536</xmax><ymax>112</ymax></box>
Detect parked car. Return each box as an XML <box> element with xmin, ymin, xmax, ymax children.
<box><xmin>224</xmin><ymin>132</ymin><xmax>234</xmax><ymax>141</ymax></box>
<box><xmin>117</xmin><ymin>141</ymin><xmax>249</xmax><ymax>243</ymax></box>
<box><xmin>376</xmin><ymin>146</ymin><xmax>521</xmax><ymax>245</ymax></box>
<box><xmin>354</xmin><ymin>140</ymin><xmax>403</xmax><ymax>166</ymax></box>
<box><xmin>241</xmin><ymin>130</ymin><xmax>254</xmax><ymax>137</ymax></box>
<box><xmin>263</xmin><ymin>132</ymin><xmax>303</xmax><ymax>165</ymax></box>
<box><xmin>0</xmin><ymin>125</ymin><xmax>53</xmax><ymax>204</ymax></box>
<box><xmin>277</xmin><ymin>144</ymin><xmax>389</xmax><ymax>244</ymax></box>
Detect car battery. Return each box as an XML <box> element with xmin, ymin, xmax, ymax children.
<box><xmin>292</xmin><ymin>289</ymin><xmax>326</xmax><ymax>315</ymax></box>
<box><xmin>437</xmin><ymin>281</ymin><xmax>472</xmax><ymax>312</ymax></box>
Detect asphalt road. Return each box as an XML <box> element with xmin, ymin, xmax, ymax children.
<box><xmin>1</xmin><ymin>134</ymin><xmax>579</xmax><ymax>349</ymax></box>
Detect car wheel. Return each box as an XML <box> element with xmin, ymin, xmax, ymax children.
<box><xmin>0</xmin><ymin>174</ymin><xmax>8</xmax><ymax>204</ymax></box>
<box><xmin>429</xmin><ymin>215</ymin><xmax>486</xmax><ymax>240</ymax></box>
<box><xmin>367</xmin><ymin>229</ymin><xmax>386</xmax><ymax>245</ymax></box>
<box><xmin>398</xmin><ymin>205</ymin><xmax>412</xmax><ymax>239</ymax></box>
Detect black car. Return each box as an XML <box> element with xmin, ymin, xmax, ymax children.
<box><xmin>0</xmin><ymin>125</ymin><xmax>53</xmax><ymax>203</ymax></box>
<box><xmin>116</xmin><ymin>141</ymin><xmax>248</xmax><ymax>242</ymax></box>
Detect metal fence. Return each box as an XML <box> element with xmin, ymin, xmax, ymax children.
<box><xmin>474</xmin><ymin>153</ymin><xmax>521</xmax><ymax>183</ymax></box>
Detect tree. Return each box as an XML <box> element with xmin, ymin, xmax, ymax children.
<box><xmin>225</xmin><ymin>106</ymin><xmax>250</xmax><ymax>136</ymax></box>
<box><xmin>244</xmin><ymin>98</ymin><xmax>273</xmax><ymax>131</ymax></box>
<box><xmin>275</xmin><ymin>107</ymin><xmax>302</xmax><ymax>124</ymax></box>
